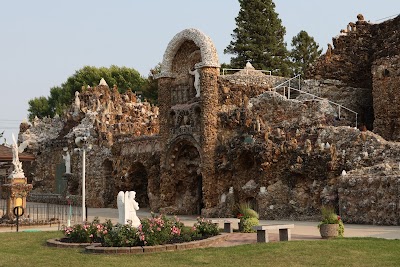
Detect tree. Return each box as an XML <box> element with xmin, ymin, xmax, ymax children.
<box><xmin>141</xmin><ymin>63</ymin><xmax>161</xmax><ymax>105</ymax></box>
<box><xmin>289</xmin><ymin>30</ymin><xmax>322</xmax><ymax>76</ymax></box>
<box><xmin>224</xmin><ymin>0</ymin><xmax>290</xmax><ymax>76</ymax></box>
<box><xmin>28</xmin><ymin>65</ymin><xmax>146</xmax><ymax>120</ymax></box>
<box><xmin>28</xmin><ymin>96</ymin><xmax>52</xmax><ymax>120</ymax></box>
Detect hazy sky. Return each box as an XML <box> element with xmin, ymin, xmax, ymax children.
<box><xmin>1</xmin><ymin>0</ymin><xmax>399</xmax><ymax>143</ymax></box>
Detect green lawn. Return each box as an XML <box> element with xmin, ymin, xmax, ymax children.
<box><xmin>0</xmin><ymin>232</ymin><xmax>399</xmax><ymax>267</ymax></box>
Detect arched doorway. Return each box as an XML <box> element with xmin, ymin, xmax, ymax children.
<box><xmin>102</xmin><ymin>160</ymin><xmax>114</xmax><ymax>207</ymax></box>
<box><xmin>169</xmin><ymin>139</ymin><xmax>203</xmax><ymax>214</ymax></box>
<box><xmin>127</xmin><ymin>162</ymin><xmax>149</xmax><ymax>208</ymax></box>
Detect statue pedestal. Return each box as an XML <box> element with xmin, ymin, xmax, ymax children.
<box><xmin>1</xmin><ymin>177</ymin><xmax>33</xmax><ymax>220</ymax></box>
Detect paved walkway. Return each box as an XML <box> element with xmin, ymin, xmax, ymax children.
<box><xmin>1</xmin><ymin>205</ymin><xmax>400</xmax><ymax>246</ymax></box>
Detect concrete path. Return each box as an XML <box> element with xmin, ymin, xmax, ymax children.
<box><xmin>1</xmin><ymin>205</ymin><xmax>400</xmax><ymax>244</ymax></box>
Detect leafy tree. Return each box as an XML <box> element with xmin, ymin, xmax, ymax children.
<box><xmin>141</xmin><ymin>63</ymin><xmax>161</xmax><ymax>105</ymax></box>
<box><xmin>28</xmin><ymin>97</ymin><xmax>52</xmax><ymax>120</ymax></box>
<box><xmin>28</xmin><ymin>65</ymin><xmax>146</xmax><ymax>120</ymax></box>
<box><xmin>289</xmin><ymin>30</ymin><xmax>322</xmax><ymax>76</ymax></box>
<box><xmin>224</xmin><ymin>0</ymin><xmax>290</xmax><ymax>76</ymax></box>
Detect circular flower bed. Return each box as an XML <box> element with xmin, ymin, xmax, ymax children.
<box><xmin>49</xmin><ymin>214</ymin><xmax>222</xmax><ymax>253</ymax></box>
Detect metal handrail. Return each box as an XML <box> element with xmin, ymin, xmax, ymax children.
<box><xmin>221</xmin><ymin>68</ymin><xmax>272</xmax><ymax>76</ymax></box>
<box><xmin>273</xmin><ymin>77</ymin><xmax>358</xmax><ymax>128</ymax></box>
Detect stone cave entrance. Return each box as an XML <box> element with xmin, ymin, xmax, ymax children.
<box><xmin>126</xmin><ymin>162</ymin><xmax>149</xmax><ymax>208</ymax></box>
<box><xmin>169</xmin><ymin>140</ymin><xmax>203</xmax><ymax>215</ymax></box>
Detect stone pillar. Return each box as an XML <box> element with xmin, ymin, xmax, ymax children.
<box><xmin>200</xmin><ymin>67</ymin><xmax>219</xmax><ymax>214</ymax></box>
<box><xmin>1</xmin><ymin>177</ymin><xmax>33</xmax><ymax>220</ymax></box>
<box><xmin>157</xmin><ymin>77</ymin><xmax>174</xmax><ymax>209</ymax></box>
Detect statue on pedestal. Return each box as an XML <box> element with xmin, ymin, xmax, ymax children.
<box><xmin>9</xmin><ymin>134</ymin><xmax>24</xmax><ymax>179</ymax></box>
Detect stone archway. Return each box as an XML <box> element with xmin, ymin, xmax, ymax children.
<box><xmin>128</xmin><ymin>162</ymin><xmax>149</xmax><ymax>208</ymax></box>
<box><xmin>102</xmin><ymin>159</ymin><xmax>114</xmax><ymax>207</ymax></box>
<box><xmin>168</xmin><ymin>139</ymin><xmax>203</xmax><ymax>214</ymax></box>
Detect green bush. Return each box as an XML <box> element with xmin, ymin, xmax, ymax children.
<box><xmin>237</xmin><ymin>202</ymin><xmax>260</xmax><ymax>233</ymax></box>
<box><xmin>240</xmin><ymin>217</ymin><xmax>259</xmax><ymax>233</ymax></box>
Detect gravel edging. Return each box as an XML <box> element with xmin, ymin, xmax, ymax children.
<box><xmin>82</xmin><ymin>234</ymin><xmax>229</xmax><ymax>254</ymax></box>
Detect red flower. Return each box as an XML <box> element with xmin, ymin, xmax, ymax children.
<box><xmin>237</xmin><ymin>213</ymin><xmax>243</xmax><ymax>219</ymax></box>
<box><xmin>337</xmin><ymin>215</ymin><xmax>341</xmax><ymax>221</ymax></box>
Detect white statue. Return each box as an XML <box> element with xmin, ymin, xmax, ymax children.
<box><xmin>9</xmin><ymin>134</ymin><xmax>24</xmax><ymax>178</ymax></box>
<box><xmin>117</xmin><ymin>190</ymin><xmax>141</xmax><ymax>227</ymax></box>
<box><xmin>117</xmin><ymin>191</ymin><xmax>125</xmax><ymax>224</ymax></box>
<box><xmin>189</xmin><ymin>67</ymin><xmax>201</xmax><ymax>97</ymax></box>
<box><xmin>128</xmin><ymin>191</ymin><xmax>141</xmax><ymax>227</ymax></box>
<box><xmin>63</xmin><ymin>149</ymin><xmax>71</xmax><ymax>174</ymax></box>
<box><xmin>73</xmin><ymin>91</ymin><xmax>81</xmax><ymax>115</ymax></box>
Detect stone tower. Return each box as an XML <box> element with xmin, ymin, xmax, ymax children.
<box><xmin>156</xmin><ymin>28</ymin><xmax>220</xmax><ymax>214</ymax></box>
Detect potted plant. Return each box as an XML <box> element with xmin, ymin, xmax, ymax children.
<box><xmin>317</xmin><ymin>206</ymin><xmax>344</xmax><ymax>238</ymax></box>
<box><xmin>237</xmin><ymin>202</ymin><xmax>259</xmax><ymax>233</ymax></box>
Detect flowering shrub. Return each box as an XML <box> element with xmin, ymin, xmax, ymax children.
<box><xmin>318</xmin><ymin>206</ymin><xmax>345</xmax><ymax>237</ymax></box>
<box><xmin>137</xmin><ymin>213</ymin><xmax>184</xmax><ymax>246</ymax></box>
<box><xmin>62</xmin><ymin>214</ymin><xmax>219</xmax><ymax>247</ymax></box>
<box><xmin>63</xmin><ymin>217</ymin><xmax>112</xmax><ymax>243</ymax></box>
<box><xmin>102</xmin><ymin>224</ymin><xmax>140</xmax><ymax>247</ymax></box>
<box><xmin>192</xmin><ymin>217</ymin><xmax>219</xmax><ymax>238</ymax></box>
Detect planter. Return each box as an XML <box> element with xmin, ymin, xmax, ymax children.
<box><xmin>319</xmin><ymin>224</ymin><xmax>339</xmax><ymax>239</ymax></box>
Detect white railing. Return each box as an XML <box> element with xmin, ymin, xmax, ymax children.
<box><xmin>221</xmin><ymin>68</ymin><xmax>272</xmax><ymax>76</ymax></box>
<box><xmin>273</xmin><ymin>75</ymin><xmax>358</xmax><ymax>128</ymax></box>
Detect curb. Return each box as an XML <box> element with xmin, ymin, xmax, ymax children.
<box><xmin>84</xmin><ymin>234</ymin><xmax>229</xmax><ymax>254</ymax></box>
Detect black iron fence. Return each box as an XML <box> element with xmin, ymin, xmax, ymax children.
<box><xmin>0</xmin><ymin>198</ymin><xmax>82</xmax><ymax>225</ymax></box>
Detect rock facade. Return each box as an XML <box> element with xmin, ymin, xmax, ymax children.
<box><xmin>20</xmin><ymin>23</ymin><xmax>400</xmax><ymax>225</ymax></box>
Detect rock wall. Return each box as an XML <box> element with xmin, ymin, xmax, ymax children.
<box><xmin>338</xmin><ymin>164</ymin><xmax>400</xmax><ymax>225</ymax></box>
<box><xmin>372</xmin><ymin>55</ymin><xmax>400</xmax><ymax>141</ymax></box>
<box><xmin>20</xmin><ymin>83</ymin><xmax>159</xmax><ymax>208</ymax></box>
<box><xmin>307</xmin><ymin>15</ymin><xmax>400</xmax><ymax>139</ymax></box>
<box><xmin>302</xmin><ymin>79</ymin><xmax>373</xmax><ymax>129</ymax></box>
<box><xmin>20</xmin><ymin>25</ymin><xmax>400</xmax><ymax>225</ymax></box>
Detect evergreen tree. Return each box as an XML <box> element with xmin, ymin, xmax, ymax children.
<box><xmin>290</xmin><ymin>30</ymin><xmax>322</xmax><ymax>76</ymax></box>
<box><xmin>224</xmin><ymin>0</ymin><xmax>290</xmax><ymax>76</ymax></box>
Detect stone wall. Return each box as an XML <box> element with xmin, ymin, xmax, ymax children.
<box><xmin>19</xmin><ymin>82</ymin><xmax>159</xmax><ymax>208</ymax></box>
<box><xmin>306</xmin><ymin>15</ymin><xmax>400</xmax><ymax>138</ymax></box>
<box><xmin>338</xmin><ymin>164</ymin><xmax>400</xmax><ymax>225</ymax></box>
<box><xmin>302</xmin><ymin>79</ymin><xmax>373</xmax><ymax>129</ymax></box>
<box><xmin>372</xmin><ymin>55</ymin><xmax>400</xmax><ymax>140</ymax></box>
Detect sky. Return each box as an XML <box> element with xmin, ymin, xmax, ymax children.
<box><xmin>1</xmin><ymin>0</ymin><xmax>399</xmax><ymax>144</ymax></box>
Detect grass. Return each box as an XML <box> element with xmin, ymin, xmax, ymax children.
<box><xmin>0</xmin><ymin>232</ymin><xmax>399</xmax><ymax>267</ymax></box>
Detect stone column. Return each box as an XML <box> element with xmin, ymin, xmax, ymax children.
<box><xmin>199</xmin><ymin>67</ymin><xmax>219</xmax><ymax>215</ymax></box>
<box><xmin>157</xmin><ymin>77</ymin><xmax>174</xmax><ymax>210</ymax></box>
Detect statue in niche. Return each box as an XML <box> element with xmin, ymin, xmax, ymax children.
<box><xmin>117</xmin><ymin>191</ymin><xmax>141</xmax><ymax>227</ymax></box>
<box><xmin>189</xmin><ymin>67</ymin><xmax>201</xmax><ymax>97</ymax></box>
<box><xmin>62</xmin><ymin>148</ymin><xmax>71</xmax><ymax>174</ymax></box>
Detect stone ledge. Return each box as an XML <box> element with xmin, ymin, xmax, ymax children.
<box><xmin>83</xmin><ymin>233</ymin><xmax>229</xmax><ymax>254</ymax></box>
<box><xmin>46</xmin><ymin>238</ymin><xmax>100</xmax><ymax>248</ymax></box>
